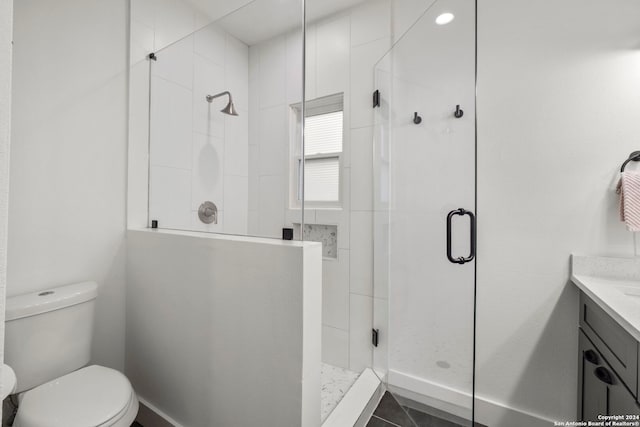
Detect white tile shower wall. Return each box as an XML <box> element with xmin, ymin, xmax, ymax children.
<box><xmin>9</xmin><ymin>0</ymin><xmax>129</xmax><ymax>370</ymax></box>
<box><xmin>147</xmin><ymin>22</ymin><xmax>249</xmax><ymax>233</ymax></box>
<box><xmin>248</xmin><ymin>0</ymin><xmax>392</xmax><ymax>371</ymax></box>
<box><xmin>0</xmin><ymin>1</ymin><xmax>13</xmax><ymax>411</ymax></box>
<box><xmin>128</xmin><ymin>0</ymin><xmax>253</xmax><ymax>229</ymax></box>
<box><xmin>129</xmin><ymin>0</ymin><xmax>200</xmax><ymax>229</ymax></box>
<box><xmin>246</xmin><ymin>35</ymin><xmax>291</xmax><ymax>238</ymax></box>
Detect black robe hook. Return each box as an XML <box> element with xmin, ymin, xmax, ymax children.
<box><xmin>413</xmin><ymin>112</ymin><xmax>422</xmax><ymax>124</ymax></box>
<box><xmin>454</xmin><ymin>105</ymin><xmax>464</xmax><ymax>118</ymax></box>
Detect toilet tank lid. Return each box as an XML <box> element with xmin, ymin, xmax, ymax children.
<box><xmin>6</xmin><ymin>282</ymin><xmax>98</xmax><ymax>321</ymax></box>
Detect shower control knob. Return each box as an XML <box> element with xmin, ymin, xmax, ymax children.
<box><xmin>198</xmin><ymin>201</ymin><xmax>218</xmax><ymax>225</ymax></box>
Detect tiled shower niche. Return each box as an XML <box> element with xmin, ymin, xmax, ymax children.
<box><xmin>303</xmin><ymin>224</ymin><xmax>338</xmax><ymax>259</ymax></box>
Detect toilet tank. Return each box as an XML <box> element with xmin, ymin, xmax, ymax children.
<box><xmin>5</xmin><ymin>282</ymin><xmax>98</xmax><ymax>393</ymax></box>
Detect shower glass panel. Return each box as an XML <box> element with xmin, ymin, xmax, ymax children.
<box><xmin>302</xmin><ymin>0</ymin><xmax>395</xmax><ymax>422</ymax></box>
<box><xmin>146</xmin><ymin>0</ymin><xmax>305</xmax><ymax>240</ymax></box>
<box><xmin>373</xmin><ymin>0</ymin><xmax>477</xmax><ymax>425</ymax></box>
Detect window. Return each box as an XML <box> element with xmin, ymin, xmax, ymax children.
<box><xmin>291</xmin><ymin>93</ymin><xmax>344</xmax><ymax>207</ymax></box>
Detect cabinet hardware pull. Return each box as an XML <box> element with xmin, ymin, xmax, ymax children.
<box><xmin>594</xmin><ymin>366</ymin><xmax>614</xmax><ymax>385</ymax></box>
<box><xmin>584</xmin><ymin>350</ymin><xmax>599</xmax><ymax>365</ymax></box>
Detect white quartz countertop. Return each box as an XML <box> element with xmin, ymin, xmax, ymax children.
<box><xmin>571</xmin><ymin>255</ymin><xmax>640</xmax><ymax>342</ymax></box>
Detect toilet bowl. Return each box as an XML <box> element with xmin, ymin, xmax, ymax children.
<box><xmin>5</xmin><ymin>282</ymin><xmax>139</xmax><ymax>427</ymax></box>
<box><xmin>14</xmin><ymin>365</ymin><xmax>139</xmax><ymax>427</ymax></box>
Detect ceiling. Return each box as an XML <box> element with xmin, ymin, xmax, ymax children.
<box><xmin>184</xmin><ymin>0</ymin><xmax>371</xmax><ymax>46</ymax></box>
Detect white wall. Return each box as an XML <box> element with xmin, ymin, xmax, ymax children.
<box><xmin>126</xmin><ymin>229</ymin><xmax>321</xmax><ymax>427</ymax></box>
<box><xmin>0</xmin><ymin>0</ymin><xmax>13</xmax><ymax>410</ymax></box>
<box><xmin>248</xmin><ymin>0</ymin><xmax>393</xmax><ymax>373</ymax></box>
<box><xmin>9</xmin><ymin>0</ymin><xmax>129</xmax><ymax>370</ymax></box>
<box><xmin>477</xmin><ymin>0</ymin><xmax>640</xmax><ymax>425</ymax></box>
<box><xmin>148</xmin><ymin>23</ymin><xmax>249</xmax><ymax>234</ymax></box>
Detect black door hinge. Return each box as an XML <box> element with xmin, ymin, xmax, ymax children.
<box><xmin>373</xmin><ymin>90</ymin><xmax>380</xmax><ymax>108</ymax></box>
<box><xmin>372</xmin><ymin>329</ymin><xmax>379</xmax><ymax>347</ymax></box>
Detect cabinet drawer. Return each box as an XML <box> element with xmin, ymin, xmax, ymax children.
<box><xmin>579</xmin><ymin>330</ymin><xmax>640</xmax><ymax>419</ymax></box>
<box><xmin>610</xmin><ymin>377</ymin><xmax>640</xmax><ymax>416</ymax></box>
<box><xmin>579</xmin><ymin>331</ymin><xmax>608</xmax><ymax>420</ymax></box>
<box><xmin>580</xmin><ymin>292</ymin><xmax>638</xmax><ymax>397</ymax></box>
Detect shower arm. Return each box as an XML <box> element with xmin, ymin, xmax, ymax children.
<box><xmin>206</xmin><ymin>91</ymin><xmax>232</xmax><ymax>103</ymax></box>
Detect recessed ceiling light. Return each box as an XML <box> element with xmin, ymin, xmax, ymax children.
<box><xmin>435</xmin><ymin>12</ymin><xmax>455</xmax><ymax>25</ymax></box>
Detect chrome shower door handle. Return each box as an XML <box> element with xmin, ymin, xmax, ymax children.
<box><xmin>446</xmin><ymin>208</ymin><xmax>476</xmax><ymax>265</ymax></box>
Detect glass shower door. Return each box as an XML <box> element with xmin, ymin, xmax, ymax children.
<box><xmin>373</xmin><ymin>0</ymin><xmax>477</xmax><ymax>425</ymax></box>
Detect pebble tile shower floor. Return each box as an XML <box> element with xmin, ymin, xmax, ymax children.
<box><xmin>321</xmin><ymin>363</ymin><xmax>360</xmax><ymax>422</ymax></box>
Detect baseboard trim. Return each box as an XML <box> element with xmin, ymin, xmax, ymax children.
<box><xmin>136</xmin><ymin>373</ymin><xmax>383</xmax><ymax>427</ymax></box>
<box><xmin>474</xmin><ymin>395</ymin><xmax>558</xmax><ymax>427</ymax></box>
<box><xmin>388</xmin><ymin>369</ymin><xmax>558</xmax><ymax>427</ymax></box>
<box><xmin>135</xmin><ymin>396</ymin><xmax>184</xmax><ymax>427</ymax></box>
<box><xmin>136</xmin><ymin>371</ymin><xmax>557</xmax><ymax>427</ymax></box>
<box><xmin>388</xmin><ymin>369</ymin><xmax>472</xmax><ymax>419</ymax></box>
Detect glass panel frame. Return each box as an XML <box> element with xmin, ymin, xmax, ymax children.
<box><xmin>145</xmin><ymin>0</ymin><xmax>306</xmax><ymax>241</ymax></box>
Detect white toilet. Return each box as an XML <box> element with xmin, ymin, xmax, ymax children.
<box><xmin>5</xmin><ymin>281</ymin><xmax>139</xmax><ymax>427</ymax></box>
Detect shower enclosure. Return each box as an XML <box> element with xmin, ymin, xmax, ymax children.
<box><xmin>372</xmin><ymin>0</ymin><xmax>477</xmax><ymax>424</ymax></box>
<box><xmin>136</xmin><ymin>0</ymin><xmax>477</xmax><ymax>424</ymax></box>
<box><xmin>298</xmin><ymin>0</ymin><xmax>477</xmax><ymax>423</ymax></box>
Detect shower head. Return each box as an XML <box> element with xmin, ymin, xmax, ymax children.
<box><xmin>220</xmin><ymin>100</ymin><xmax>238</xmax><ymax>116</ymax></box>
<box><xmin>205</xmin><ymin>91</ymin><xmax>239</xmax><ymax>116</ymax></box>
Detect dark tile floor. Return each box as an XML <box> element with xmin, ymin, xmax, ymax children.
<box><xmin>133</xmin><ymin>394</ymin><xmax>486</xmax><ymax>427</ymax></box>
<box><xmin>368</xmin><ymin>391</ymin><xmax>416</xmax><ymax>426</ymax></box>
<box><xmin>367</xmin><ymin>392</ymin><xmax>485</xmax><ymax>427</ymax></box>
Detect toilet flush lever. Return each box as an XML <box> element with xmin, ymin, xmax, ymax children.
<box><xmin>198</xmin><ymin>201</ymin><xmax>218</xmax><ymax>224</ymax></box>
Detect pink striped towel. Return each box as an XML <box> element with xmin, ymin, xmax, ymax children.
<box><xmin>616</xmin><ymin>171</ymin><xmax>640</xmax><ymax>231</ymax></box>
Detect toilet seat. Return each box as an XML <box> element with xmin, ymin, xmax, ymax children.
<box><xmin>14</xmin><ymin>365</ymin><xmax>139</xmax><ymax>427</ymax></box>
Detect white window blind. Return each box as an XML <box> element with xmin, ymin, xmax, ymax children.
<box><xmin>304</xmin><ymin>111</ymin><xmax>343</xmax><ymax>155</ymax></box>
<box><xmin>290</xmin><ymin>93</ymin><xmax>344</xmax><ymax>205</ymax></box>
<box><xmin>304</xmin><ymin>157</ymin><xmax>340</xmax><ymax>202</ymax></box>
